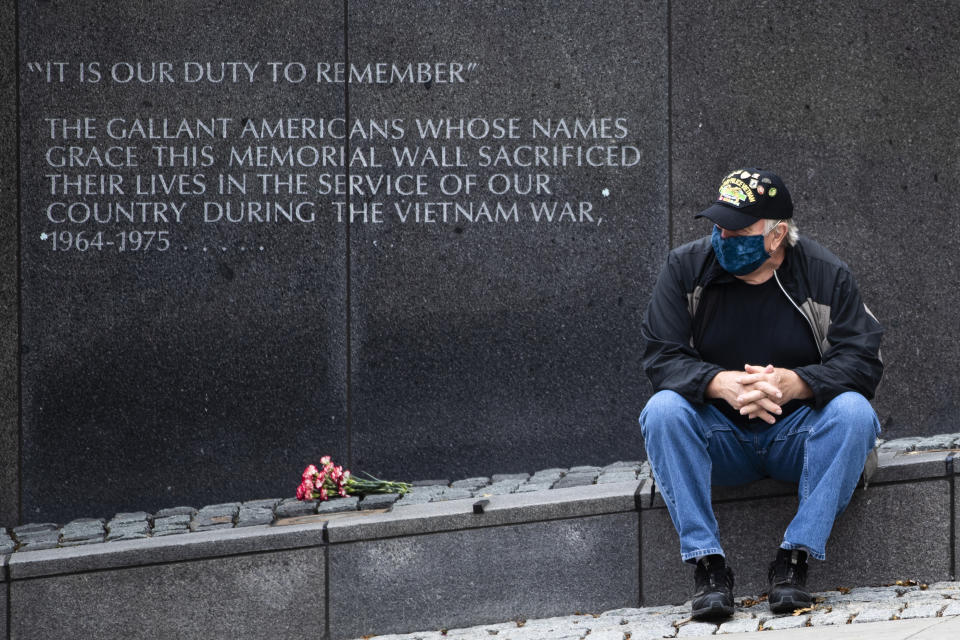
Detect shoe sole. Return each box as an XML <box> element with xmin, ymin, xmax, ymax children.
<box><xmin>692</xmin><ymin>601</ymin><xmax>735</xmax><ymax>620</ymax></box>
<box><xmin>769</xmin><ymin>595</ymin><xmax>812</xmax><ymax>614</ymax></box>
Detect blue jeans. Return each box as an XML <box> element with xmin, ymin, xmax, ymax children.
<box><xmin>639</xmin><ymin>390</ymin><xmax>879</xmax><ymax>562</ymax></box>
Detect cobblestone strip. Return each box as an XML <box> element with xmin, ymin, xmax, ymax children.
<box><xmin>190</xmin><ymin>503</ymin><xmax>239</xmax><ymax>532</ymax></box>
<box><xmin>898</xmin><ymin>602</ymin><xmax>946</xmax><ymax>619</ymax></box>
<box><xmin>0</xmin><ymin>527</ymin><xmax>15</xmax><ymax>553</ymax></box>
<box><xmin>491</xmin><ymin>473</ymin><xmax>530</xmax><ymax>483</ymax></box>
<box><xmin>236</xmin><ymin>499</ymin><xmax>280</xmax><ymax>527</ymax></box>
<box><xmin>360</xmin><ymin>493</ymin><xmax>401</xmax><ymax>510</ymax></box>
<box><xmin>350</xmin><ymin>582</ymin><xmax>960</xmax><ymax>640</ymax></box>
<box><xmin>316</xmin><ymin>496</ymin><xmax>360</xmax><ymax>513</ymax></box>
<box><xmin>152</xmin><ymin>513</ymin><xmax>192</xmax><ymax>536</ymax></box>
<box><xmin>12</xmin><ymin>522</ymin><xmax>60</xmax><ymax>551</ymax></box>
<box><xmin>152</xmin><ymin>506</ymin><xmax>196</xmax><ymax>537</ymax></box>
<box><xmin>59</xmin><ymin>518</ymin><xmax>106</xmax><ymax>546</ymax></box>
<box><xmin>450</xmin><ymin>477</ymin><xmax>489</xmax><ymax>491</ymax></box>
<box><xmin>274</xmin><ymin>497</ymin><xmax>316</xmax><ymax>519</ymax></box>
<box><xmin>105</xmin><ymin>512</ymin><xmax>151</xmax><ymax>542</ymax></box>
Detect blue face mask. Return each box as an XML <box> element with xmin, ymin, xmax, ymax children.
<box><xmin>711</xmin><ymin>225</ymin><xmax>770</xmax><ymax>276</ymax></box>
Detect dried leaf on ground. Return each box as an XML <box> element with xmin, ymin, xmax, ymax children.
<box><xmin>740</xmin><ymin>595</ymin><xmax>768</xmax><ymax>607</ymax></box>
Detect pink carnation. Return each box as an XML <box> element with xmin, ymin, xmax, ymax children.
<box><xmin>302</xmin><ymin>465</ymin><xmax>318</xmax><ymax>480</ymax></box>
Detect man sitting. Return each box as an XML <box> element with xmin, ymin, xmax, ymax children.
<box><xmin>639</xmin><ymin>168</ymin><xmax>883</xmax><ymax>619</ymax></box>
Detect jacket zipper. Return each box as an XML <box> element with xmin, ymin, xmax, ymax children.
<box><xmin>773</xmin><ymin>270</ymin><xmax>823</xmax><ymax>360</ymax></box>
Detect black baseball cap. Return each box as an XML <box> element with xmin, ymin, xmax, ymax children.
<box><xmin>695</xmin><ymin>168</ymin><xmax>793</xmax><ymax>230</ymax></box>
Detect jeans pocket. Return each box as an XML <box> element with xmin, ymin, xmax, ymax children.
<box><xmin>708</xmin><ymin>422</ymin><xmax>753</xmax><ymax>446</ymax></box>
<box><xmin>773</xmin><ymin>420</ymin><xmax>812</xmax><ymax>442</ymax></box>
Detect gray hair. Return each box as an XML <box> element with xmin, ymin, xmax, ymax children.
<box><xmin>765</xmin><ymin>218</ymin><xmax>799</xmax><ymax>247</ymax></box>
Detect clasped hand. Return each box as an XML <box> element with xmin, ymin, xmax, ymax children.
<box><xmin>708</xmin><ymin>364</ymin><xmax>808</xmax><ymax>425</ymax></box>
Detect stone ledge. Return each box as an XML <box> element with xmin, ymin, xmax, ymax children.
<box><xmin>0</xmin><ymin>460</ymin><xmax>651</xmax><ymax>553</ymax></box>
<box><xmin>326</xmin><ymin>480</ymin><xmax>641</xmax><ymax>543</ymax></box>
<box><xmin>2</xmin><ymin>443</ymin><xmax>958</xmax><ymax>639</ymax></box>
<box><xmin>872</xmin><ymin>450</ymin><xmax>954</xmax><ymax>483</ymax></box>
<box><xmin>5</xmin><ymin>481</ymin><xmax>642</xmax><ymax>581</ymax></box>
<box><xmin>8</xmin><ymin>520</ymin><xmax>326</xmax><ymax>580</ymax></box>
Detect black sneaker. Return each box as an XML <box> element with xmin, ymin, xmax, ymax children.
<box><xmin>768</xmin><ymin>548</ymin><xmax>812</xmax><ymax>613</ymax></box>
<box><xmin>691</xmin><ymin>554</ymin><xmax>735</xmax><ymax>620</ymax></box>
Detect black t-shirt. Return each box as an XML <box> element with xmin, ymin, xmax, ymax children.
<box><xmin>695</xmin><ymin>274</ymin><xmax>820</xmax><ymax>430</ymax></box>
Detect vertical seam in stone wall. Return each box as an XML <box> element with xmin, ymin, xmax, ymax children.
<box><xmin>343</xmin><ymin>0</ymin><xmax>353</xmax><ymax>470</ymax></box>
<box><xmin>323</xmin><ymin>521</ymin><xmax>331</xmax><ymax>640</ymax></box>
<box><xmin>14</xmin><ymin>0</ymin><xmax>23</xmax><ymax>527</ymax></box>
<box><xmin>637</xmin><ymin>505</ymin><xmax>644</xmax><ymax>606</ymax></box>
<box><xmin>948</xmin><ymin>453</ymin><xmax>956</xmax><ymax>580</ymax></box>
<box><xmin>5</xmin><ymin>562</ymin><xmax>10</xmax><ymax>640</ymax></box>
<box><xmin>634</xmin><ymin>481</ymin><xmax>645</xmax><ymax>605</ymax></box>
<box><xmin>666</xmin><ymin>0</ymin><xmax>674</xmax><ymax>250</ymax></box>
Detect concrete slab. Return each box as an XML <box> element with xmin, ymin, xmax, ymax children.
<box><xmin>328</xmin><ymin>512</ymin><xmax>639</xmax><ymax>639</ymax></box>
<box><xmin>9</xmin><ymin>546</ymin><xmax>323</xmax><ymax>639</ymax></box>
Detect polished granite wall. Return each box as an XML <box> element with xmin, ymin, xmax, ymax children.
<box><xmin>3</xmin><ymin>0</ymin><xmax>956</xmax><ymax>524</ymax></box>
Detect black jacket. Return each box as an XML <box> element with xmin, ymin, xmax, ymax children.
<box><xmin>641</xmin><ymin>235</ymin><xmax>884</xmax><ymax>409</ymax></box>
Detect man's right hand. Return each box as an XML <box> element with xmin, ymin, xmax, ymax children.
<box><xmin>705</xmin><ymin>366</ymin><xmax>783</xmax><ymax>424</ymax></box>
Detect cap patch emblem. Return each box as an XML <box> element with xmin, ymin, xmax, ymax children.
<box><xmin>757</xmin><ymin>185</ymin><xmax>765</xmax><ymax>194</ymax></box>
<box><xmin>718</xmin><ymin>177</ymin><xmax>757</xmax><ymax>206</ymax></box>
<box><xmin>769</xmin><ymin>187</ymin><xmax>778</xmax><ymax>197</ymax></box>
<box><xmin>740</xmin><ymin>171</ymin><xmax>751</xmax><ymax>179</ymax></box>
